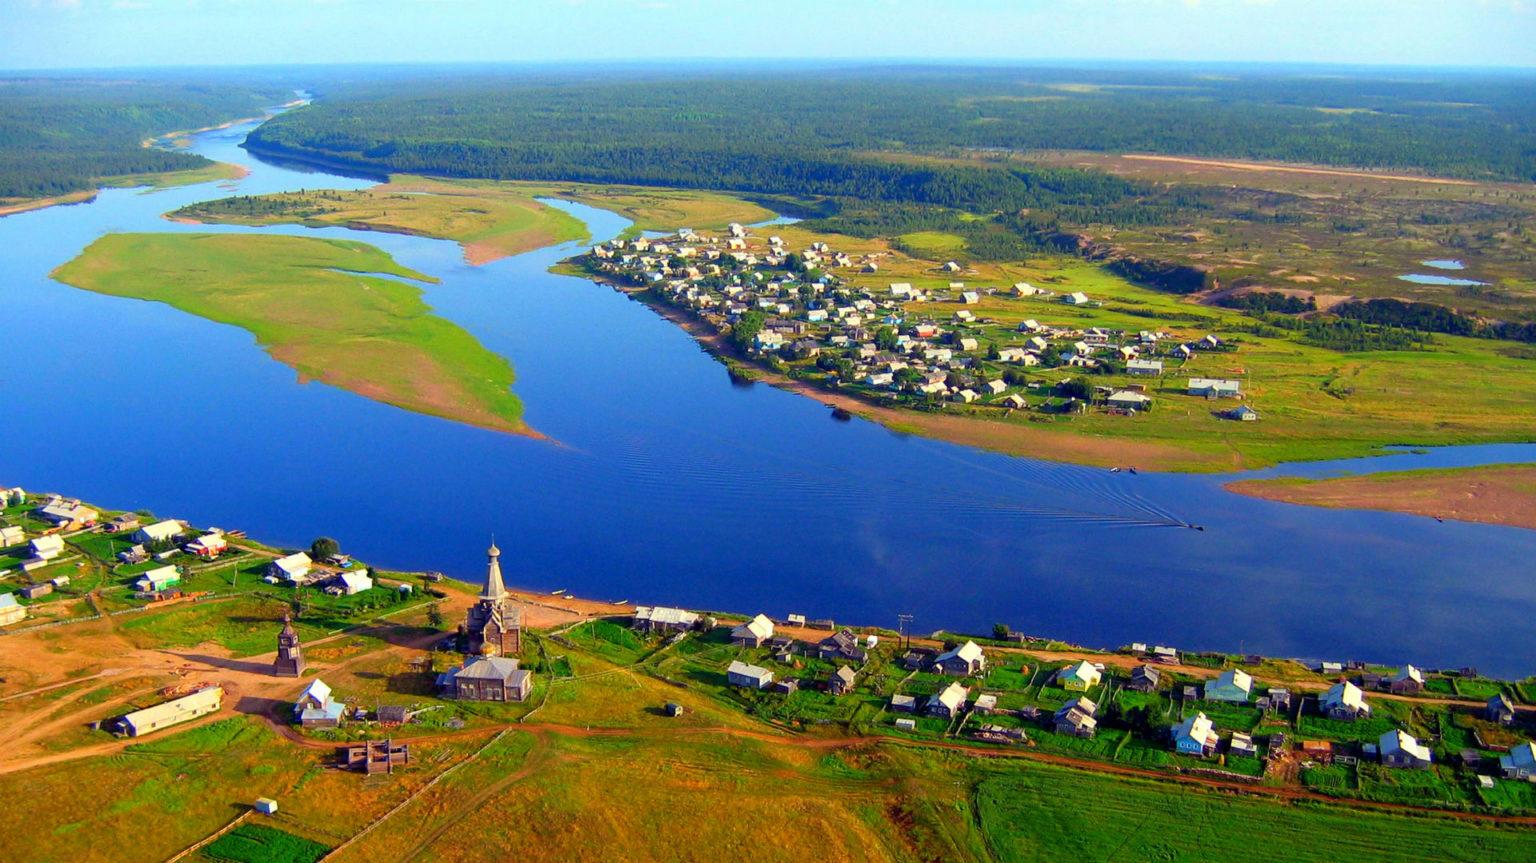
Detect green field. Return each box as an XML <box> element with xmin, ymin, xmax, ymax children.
<box><xmin>172</xmin><ymin>175</ymin><xmax>588</xmax><ymax>265</ymax></box>
<box><xmin>975</xmin><ymin>765</ymin><xmax>1536</xmax><ymax>862</ymax></box>
<box><xmin>52</xmin><ymin>232</ymin><xmax>535</xmax><ymax>436</ymax></box>
<box><xmin>202</xmin><ymin>824</ymin><xmax>328</xmax><ymax>863</ymax></box>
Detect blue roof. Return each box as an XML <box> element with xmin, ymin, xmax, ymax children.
<box><xmin>299</xmin><ymin>700</ymin><xmax>345</xmax><ymax>723</ymax></box>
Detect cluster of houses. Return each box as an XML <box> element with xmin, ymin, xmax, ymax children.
<box><xmin>582</xmin><ymin>229</ymin><xmax>1243</xmax><ymax>416</ymax></box>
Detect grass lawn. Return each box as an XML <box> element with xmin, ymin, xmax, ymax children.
<box><xmin>976</xmin><ymin>761</ymin><xmax>1536</xmax><ymax>862</ymax></box>
<box><xmin>53</xmin><ymin>232</ymin><xmax>534</xmax><ymax>436</ymax></box>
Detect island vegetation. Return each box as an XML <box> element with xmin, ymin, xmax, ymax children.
<box><xmin>51</xmin><ymin>232</ymin><xmax>536</xmax><ymax>437</ymax></box>
<box><xmin>1226</xmin><ymin>464</ymin><xmax>1536</xmax><ymax>530</ymax></box>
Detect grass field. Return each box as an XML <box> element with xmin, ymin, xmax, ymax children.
<box><xmin>201</xmin><ymin>824</ymin><xmax>328</xmax><ymax>863</ymax></box>
<box><xmin>52</xmin><ymin>232</ymin><xmax>535</xmax><ymax>436</ymax></box>
<box><xmin>975</xmin><ymin>763</ymin><xmax>1536</xmax><ymax>862</ymax></box>
<box><xmin>172</xmin><ymin>175</ymin><xmax>587</xmax><ymax>265</ymax></box>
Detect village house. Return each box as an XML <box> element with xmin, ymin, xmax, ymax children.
<box><xmin>269</xmin><ymin>552</ymin><xmax>313</xmax><ymax>583</ymax></box>
<box><xmin>1388</xmin><ymin>665</ymin><xmax>1425</xmax><ymax>694</ymax></box>
<box><xmin>132</xmin><ymin>519</ymin><xmax>184</xmax><ymax>545</ymax></box>
<box><xmin>1055</xmin><ymin>696</ymin><xmax>1098</xmax><ymax>738</ymax></box>
<box><xmin>1229</xmin><ymin>732</ymin><xmax>1259</xmax><ymax>758</ymax></box>
<box><xmin>632</xmin><ymin>605</ymin><xmax>699</xmax><ymax>634</ymax></box>
<box><xmin>329</xmin><ymin>570</ymin><xmax>373</xmax><ymax>596</ymax></box>
<box><xmin>185</xmin><ymin>531</ymin><xmax>227</xmax><ymax>559</ymax></box>
<box><xmin>890</xmin><ymin>694</ymin><xmax>918</xmax><ymax>714</ymax></box>
<box><xmin>1226</xmin><ymin>404</ymin><xmax>1259</xmax><ymax>422</ymax></box>
<box><xmin>20</xmin><ymin>582</ymin><xmax>53</xmax><ymax>600</ymax></box>
<box><xmin>295</xmin><ymin>679</ymin><xmax>344</xmax><ymax>729</ymax></box>
<box><xmin>119</xmin><ymin>686</ymin><xmax>222</xmax><ymax>737</ymax></box>
<box><xmin>1128</xmin><ymin>665</ymin><xmax>1162</xmax><ymax>692</ymax></box>
<box><xmin>731</xmin><ymin>613</ymin><xmax>775</xmax><ymax>648</ymax></box>
<box><xmin>927</xmin><ymin>681</ymin><xmax>969</xmax><ymax>718</ymax></box>
<box><xmin>104</xmin><ymin>513</ymin><xmax>141</xmax><ymax>534</ymax></box>
<box><xmin>0</xmin><ymin>593</ymin><xmax>24</xmax><ymax>627</ymax></box>
<box><xmin>1488</xmin><ymin>693</ymin><xmax>1517</xmax><ymax>725</ymax></box>
<box><xmin>1320</xmin><ymin>681</ymin><xmax>1371</xmax><ymax>721</ymax></box>
<box><xmin>0</xmin><ymin>525</ymin><xmax>23</xmax><ymax>547</ymax></box>
<box><xmin>134</xmin><ymin>565</ymin><xmax>180</xmax><ymax>593</ymax></box>
<box><xmin>447</xmin><ymin>656</ymin><xmax>532</xmax><ymax>702</ymax></box>
<box><xmin>727</xmin><ymin>660</ymin><xmax>774</xmax><ymax>690</ymax></box>
<box><xmin>1106</xmin><ymin>390</ymin><xmax>1152</xmax><ymax>412</ymax></box>
<box><xmin>933</xmin><ymin>640</ymin><xmax>986</xmax><ymax>676</ymax></box>
<box><xmin>1499</xmin><ymin>742</ymin><xmax>1536</xmax><ymax>780</ymax></box>
<box><xmin>29</xmin><ymin>534</ymin><xmax>65</xmax><ymax>561</ymax></box>
<box><xmin>973</xmin><ymin>694</ymin><xmax>998</xmax><ymax>714</ymax></box>
<box><xmin>1061</xmin><ymin>291</ymin><xmax>1090</xmax><ymax>305</ymax></box>
<box><xmin>828</xmin><ymin>665</ymin><xmax>857</xmax><ymax>696</ymax></box>
<box><xmin>817</xmin><ymin>629</ymin><xmax>868</xmax><ymax>663</ymax></box>
<box><xmin>33</xmin><ymin>498</ymin><xmax>98</xmax><ymax>530</ymax></box>
<box><xmin>117</xmin><ymin>544</ymin><xmax>149</xmax><ymax>565</ymax></box>
<box><xmin>1204</xmin><ymin>669</ymin><xmax>1253</xmax><ymax>702</ymax></box>
<box><xmin>1187</xmin><ymin>378</ymin><xmax>1243</xmax><ymax>399</ymax></box>
<box><xmin>1258</xmin><ymin>688</ymin><xmax>1292</xmax><ymax>713</ymax></box>
<box><xmin>1380</xmin><ymin>729</ymin><xmax>1433</xmax><ymax>769</ymax></box>
<box><xmin>1173</xmin><ymin>712</ymin><xmax>1220</xmax><ymax>756</ymax></box>
<box><xmin>1056</xmin><ymin>661</ymin><xmax>1101</xmax><ymax>692</ymax></box>
<box><xmin>1126</xmin><ymin>358</ymin><xmax>1163</xmax><ymax>376</ymax></box>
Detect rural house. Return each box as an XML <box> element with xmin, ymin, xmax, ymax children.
<box><xmin>1187</xmin><ymin>378</ymin><xmax>1242</xmax><ymax>399</ymax></box>
<box><xmin>1380</xmin><ymin>729</ymin><xmax>1433</xmax><ymax>769</ymax></box>
<box><xmin>828</xmin><ymin>665</ymin><xmax>857</xmax><ymax>696</ymax></box>
<box><xmin>933</xmin><ymin>641</ymin><xmax>986</xmax><ymax>676</ymax></box>
<box><xmin>1499</xmin><ymin>742</ymin><xmax>1536</xmax><ymax>780</ymax></box>
<box><xmin>33</xmin><ymin>499</ymin><xmax>97</xmax><ymax>530</ymax></box>
<box><xmin>731</xmin><ymin>613</ymin><xmax>775</xmax><ymax>648</ymax></box>
<box><xmin>104</xmin><ymin>513</ymin><xmax>140</xmax><ymax>534</ymax></box>
<box><xmin>132</xmin><ymin>519</ymin><xmax>184</xmax><ymax>545</ymax></box>
<box><xmin>1320</xmin><ymin>681</ymin><xmax>1371</xmax><ymax>721</ymax></box>
<box><xmin>1054</xmin><ymin>696</ymin><xmax>1098</xmax><ymax>738</ymax></box>
<box><xmin>119</xmin><ymin>686</ymin><xmax>222</xmax><ymax>737</ymax></box>
<box><xmin>1173</xmin><ymin>712</ymin><xmax>1220</xmax><ymax>756</ymax></box>
<box><xmin>1128</xmin><ymin>665</ymin><xmax>1162</xmax><ymax>692</ymax></box>
<box><xmin>295</xmin><ymin>679</ymin><xmax>344</xmax><ymax>729</ymax></box>
<box><xmin>727</xmin><ymin>660</ymin><xmax>774</xmax><ymax>690</ymax></box>
<box><xmin>1488</xmin><ymin>693</ymin><xmax>1517</xmax><ymax>725</ymax></box>
<box><xmin>186</xmin><ymin>532</ymin><xmax>227</xmax><ymax>559</ymax></box>
<box><xmin>269</xmin><ymin>552</ymin><xmax>313</xmax><ymax>583</ymax></box>
<box><xmin>331</xmin><ymin>570</ymin><xmax>373</xmax><ymax>596</ymax></box>
<box><xmin>890</xmin><ymin>694</ymin><xmax>918</xmax><ymax>714</ymax></box>
<box><xmin>1204</xmin><ymin>669</ymin><xmax>1253</xmax><ymax>702</ymax></box>
<box><xmin>927</xmin><ymin>682</ymin><xmax>969</xmax><ymax>718</ymax></box>
<box><xmin>1388</xmin><ymin>665</ymin><xmax>1425</xmax><ymax>694</ymax></box>
<box><xmin>631</xmin><ymin>605</ymin><xmax>699</xmax><ymax>633</ymax></box>
<box><xmin>448</xmin><ymin>656</ymin><xmax>532</xmax><ymax>702</ymax></box>
<box><xmin>29</xmin><ymin>534</ymin><xmax>65</xmax><ymax>561</ymax></box>
<box><xmin>1056</xmin><ymin>661</ymin><xmax>1101</xmax><ymax>692</ymax></box>
<box><xmin>0</xmin><ymin>593</ymin><xmax>25</xmax><ymax>626</ymax></box>
<box><xmin>1126</xmin><ymin>358</ymin><xmax>1163</xmax><ymax>376</ymax></box>
<box><xmin>134</xmin><ymin>565</ymin><xmax>180</xmax><ymax>593</ymax></box>
<box><xmin>817</xmin><ymin>629</ymin><xmax>868</xmax><ymax>663</ymax></box>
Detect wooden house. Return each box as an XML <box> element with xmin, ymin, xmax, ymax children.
<box><xmin>927</xmin><ymin>682</ymin><xmax>969</xmax><ymax>718</ymax></box>
<box><xmin>1320</xmin><ymin>681</ymin><xmax>1371</xmax><ymax>721</ymax></box>
<box><xmin>1173</xmin><ymin>712</ymin><xmax>1219</xmax><ymax>756</ymax></box>
<box><xmin>1388</xmin><ymin>665</ymin><xmax>1424</xmax><ymax>695</ymax></box>
<box><xmin>1127</xmin><ymin>665</ymin><xmax>1161</xmax><ymax>692</ymax></box>
<box><xmin>1054</xmin><ymin>697</ymin><xmax>1097</xmax><ymax>738</ymax></box>
<box><xmin>1204</xmin><ymin>669</ymin><xmax>1253</xmax><ymax>702</ymax></box>
<box><xmin>342</xmin><ymin>739</ymin><xmax>410</xmax><ymax>775</ymax></box>
<box><xmin>450</xmin><ymin>656</ymin><xmax>532</xmax><ymax>703</ymax></box>
<box><xmin>1488</xmin><ymin>693</ymin><xmax>1517</xmax><ymax>725</ymax></box>
<box><xmin>828</xmin><ymin>665</ymin><xmax>857</xmax><ymax>696</ymax></box>
<box><xmin>1380</xmin><ymin>730</ymin><xmax>1433</xmax><ymax>769</ymax></box>
<box><xmin>727</xmin><ymin>660</ymin><xmax>774</xmax><ymax>690</ymax></box>
<box><xmin>816</xmin><ymin>629</ymin><xmax>868</xmax><ymax>663</ymax></box>
<box><xmin>295</xmin><ymin>679</ymin><xmax>343</xmax><ymax>728</ymax></box>
<box><xmin>1055</xmin><ymin>661</ymin><xmax>1101</xmax><ymax>692</ymax></box>
<box><xmin>632</xmin><ymin>605</ymin><xmax>699</xmax><ymax>633</ymax></box>
<box><xmin>0</xmin><ymin>593</ymin><xmax>26</xmax><ymax>627</ymax></box>
<box><xmin>731</xmin><ymin>614</ymin><xmax>775</xmax><ymax>648</ymax></box>
<box><xmin>119</xmin><ymin>686</ymin><xmax>223</xmax><ymax>737</ymax></box>
<box><xmin>933</xmin><ymin>641</ymin><xmax>986</xmax><ymax>676</ymax></box>
<box><xmin>19</xmin><ymin>582</ymin><xmax>52</xmax><ymax>600</ymax></box>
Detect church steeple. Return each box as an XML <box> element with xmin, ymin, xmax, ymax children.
<box><xmin>481</xmin><ymin>538</ymin><xmax>507</xmax><ymax>601</ymax></box>
<box><xmin>274</xmin><ymin>613</ymin><xmax>305</xmax><ymax>677</ymax></box>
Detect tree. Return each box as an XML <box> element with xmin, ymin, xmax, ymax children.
<box><xmin>986</xmin><ymin>342</ymin><xmax>1001</xmax><ymax>361</ymax></box>
<box><xmin>427</xmin><ymin>603</ymin><xmax>445</xmax><ymax>630</ymax></box>
<box><xmin>875</xmin><ymin>326</ymin><xmax>898</xmax><ymax>352</ymax></box>
<box><xmin>992</xmin><ymin>623</ymin><xmax>1011</xmax><ymax>640</ymax></box>
<box><xmin>310</xmin><ymin>536</ymin><xmax>340</xmax><ymax>562</ymax></box>
<box><xmin>1058</xmin><ymin>377</ymin><xmax>1092</xmax><ymax>400</ymax></box>
<box><xmin>729</xmin><ymin>310</ymin><xmax>766</xmax><ymax>352</ymax></box>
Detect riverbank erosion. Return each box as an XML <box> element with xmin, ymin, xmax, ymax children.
<box><xmin>169</xmin><ymin>176</ymin><xmax>589</xmax><ymax>265</ymax></box>
<box><xmin>51</xmin><ymin>232</ymin><xmax>541</xmax><ymax>438</ymax></box>
<box><xmin>1226</xmin><ymin>464</ymin><xmax>1536</xmax><ymax>531</ymax></box>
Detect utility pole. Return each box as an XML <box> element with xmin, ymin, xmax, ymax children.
<box><xmin>898</xmin><ymin>613</ymin><xmax>914</xmax><ymax>651</ymax></box>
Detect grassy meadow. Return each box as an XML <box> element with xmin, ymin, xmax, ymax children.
<box><xmin>172</xmin><ymin>175</ymin><xmax>588</xmax><ymax>265</ymax></box>
<box><xmin>51</xmin><ymin>232</ymin><xmax>536</xmax><ymax>436</ymax></box>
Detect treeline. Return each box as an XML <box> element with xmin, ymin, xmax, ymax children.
<box><xmin>1215</xmin><ymin>291</ymin><xmax>1316</xmax><ymax>314</ymax></box>
<box><xmin>1333</xmin><ymin>297</ymin><xmax>1536</xmax><ymax>344</ymax></box>
<box><xmin>0</xmin><ymin>77</ymin><xmax>290</xmax><ymax>199</ymax></box>
<box><xmin>175</xmin><ymin>193</ymin><xmax>340</xmax><ymax>221</ymax></box>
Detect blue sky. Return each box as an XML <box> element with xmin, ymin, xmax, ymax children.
<box><xmin>3</xmin><ymin>0</ymin><xmax>1534</xmax><ymax>71</ymax></box>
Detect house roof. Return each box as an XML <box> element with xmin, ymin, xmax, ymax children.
<box><xmin>931</xmin><ymin>681</ymin><xmax>968</xmax><ymax>710</ymax></box>
<box><xmin>1490</xmin><ymin>693</ymin><xmax>1515</xmax><ymax>712</ymax></box>
<box><xmin>634</xmin><ymin>606</ymin><xmax>698</xmax><ymax>626</ymax></box>
<box><xmin>1212</xmin><ymin>668</ymin><xmax>1253</xmax><ymax>694</ymax></box>
<box><xmin>272</xmin><ymin>552</ymin><xmax>312</xmax><ymax>574</ymax></box>
<box><xmin>0</xmin><ymin>593</ymin><xmax>20</xmax><ymax>611</ymax></box>
<box><xmin>337</xmin><ymin>571</ymin><xmax>373</xmax><ymax>592</ymax></box>
<box><xmin>1322</xmin><ymin>681</ymin><xmax>1369</xmax><ymax>712</ymax></box>
<box><xmin>30</xmin><ymin>534</ymin><xmax>64</xmax><ymax>554</ymax></box>
<box><xmin>122</xmin><ymin>686</ymin><xmax>222</xmax><ymax>731</ymax></box>
<box><xmin>831</xmin><ymin>666</ymin><xmax>857</xmax><ymax>685</ymax></box>
<box><xmin>728</xmin><ymin>660</ymin><xmax>771</xmax><ymax>680</ymax></box>
<box><xmin>137</xmin><ymin>519</ymin><xmax>183</xmax><ymax>540</ymax></box>
<box><xmin>1132</xmin><ymin>665</ymin><xmax>1161</xmax><ymax>683</ymax></box>
<box><xmin>734</xmin><ymin>613</ymin><xmax>774</xmax><ymax>640</ymax></box>
<box><xmin>1058</xmin><ymin>660</ymin><xmax>1100</xmax><ymax>685</ymax></box>
<box><xmin>299</xmin><ymin>679</ymin><xmax>332</xmax><ymax>706</ymax></box>
<box><xmin>455</xmin><ymin>656</ymin><xmax>522</xmax><ymax>681</ymax></box>
<box><xmin>891</xmin><ymin>694</ymin><xmax>917</xmax><ymax>708</ymax></box>
<box><xmin>1175</xmin><ymin>712</ymin><xmax>1218</xmax><ymax>747</ymax></box>
<box><xmin>1380</xmin><ymin>729</ymin><xmax>1432</xmax><ymax>762</ymax></box>
<box><xmin>936</xmin><ymin>640</ymin><xmax>984</xmax><ymax>665</ymax></box>
<box><xmin>1502</xmin><ymin>742</ymin><xmax>1536</xmax><ymax>769</ymax></box>
<box><xmin>1392</xmin><ymin>665</ymin><xmax>1424</xmax><ymax>684</ymax></box>
<box><xmin>1056</xmin><ymin>696</ymin><xmax>1097</xmax><ymax>718</ymax></box>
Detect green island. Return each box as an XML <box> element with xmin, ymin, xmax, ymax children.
<box><xmin>1227</xmin><ymin>464</ymin><xmax>1536</xmax><ymax>530</ymax></box>
<box><xmin>3</xmin><ymin>488</ymin><xmax>1536</xmax><ymax>862</ymax></box>
<box><xmin>51</xmin><ymin>232</ymin><xmax>536</xmax><ymax>437</ymax></box>
<box><xmin>170</xmin><ymin>176</ymin><xmax>590</xmax><ymax>265</ymax></box>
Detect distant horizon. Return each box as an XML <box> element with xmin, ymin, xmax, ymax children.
<box><xmin>4</xmin><ymin>0</ymin><xmax>1532</xmax><ymax>73</ymax></box>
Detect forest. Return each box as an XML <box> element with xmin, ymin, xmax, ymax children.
<box><xmin>0</xmin><ymin>77</ymin><xmax>290</xmax><ymax>199</ymax></box>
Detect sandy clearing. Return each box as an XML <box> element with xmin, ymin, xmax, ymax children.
<box><xmin>1225</xmin><ymin>465</ymin><xmax>1536</xmax><ymax>531</ymax></box>
<box><xmin>1121</xmin><ymin>154</ymin><xmax>1479</xmax><ymax>185</ymax></box>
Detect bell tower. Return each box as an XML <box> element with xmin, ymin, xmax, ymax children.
<box><xmin>465</xmin><ymin>540</ymin><xmax>522</xmax><ymax>656</ymax></box>
<box><xmin>274</xmin><ymin>614</ymin><xmax>305</xmax><ymax>677</ymax></box>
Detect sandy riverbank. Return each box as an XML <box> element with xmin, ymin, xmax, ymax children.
<box><xmin>1225</xmin><ymin>463</ymin><xmax>1536</xmax><ymax>530</ymax></box>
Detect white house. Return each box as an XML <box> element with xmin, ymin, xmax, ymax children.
<box><xmin>1380</xmin><ymin>729</ymin><xmax>1433</xmax><ymax>769</ymax></box>
<box><xmin>0</xmin><ymin>525</ymin><xmax>25</xmax><ymax>546</ymax></box>
<box><xmin>1204</xmin><ymin>669</ymin><xmax>1253</xmax><ymax>702</ymax></box>
<box><xmin>727</xmin><ymin>660</ymin><xmax>774</xmax><ymax>690</ymax></box>
<box><xmin>1012</xmin><ymin>283</ymin><xmax>1038</xmax><ymax>296</ymax></box>
<box><xmin>1062</xmin><ymin>292</ymin><xmax>1090</xmax><ymax>305</ymax></box>
<box><xmin>731</xmin><ymin>613</ymin><xmax>775</xmax><ymax>647</ymax></box>
<box><xmin>134</xmin><ymin>565</ymin><xmax>180</xmax><ymax>593</ymax></box>
<box><xmin>29</xmin><ymin>534</ymin><xmax>65</xmax><ymax>561</ymax></box>
<box><xmin>1321</xmin><ymin>681</ymin><xmax>1371</xmax><ymax>720</ymax></box>
<box><xmin>1188</xmin><ymin>378</ymin><xmax>1243</xmax><ymax>398</ymax></box>
<box><xmin>335</xmin><ymin>570</ymin><xmax>373</xmax><ymax>596</ymax></box>
<box><xmin>0</xmin><ymin>593</ymin><xmax>25</xmax><ymax>626</ymax></box>
<box><xmin>133</xmin><ymin>519</ymin><xmax>185</xmax><ymax>545</ymax></box>
<box><xmin>269</xmin><ymin>552</ymin><xmax>313</xmax><ymax>583</ymax></box>
<box><xmin>120</xmin><ymin>686</ymin><xmax>222</xmax><ymax>737</ymax></box>
<box><xmin>1107</xmin><ymin>391</ymin><xmax>1152</xmax><ymax>411</ymax></box>
<box><xmin>1173</xmin><ymin>712</ymin><xmax>1220</xmax><ymax>756</ymax></box>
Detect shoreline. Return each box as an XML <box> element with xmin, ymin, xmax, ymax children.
<box><xmin>1225</xmin><ymin>463</ymin><xmax>1536</xmax><ymax>531</ymax></box>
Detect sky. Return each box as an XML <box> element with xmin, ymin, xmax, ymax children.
<box><xmin>2</xmin><ymin>0</ymin><xmax>1534</xmax><ymax>72</ymax></box>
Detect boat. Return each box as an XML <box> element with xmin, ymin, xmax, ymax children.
<box><xmin>550</xmin><ymin>588</ymin><xmax>566</xmax><ymax>595</ymax></box>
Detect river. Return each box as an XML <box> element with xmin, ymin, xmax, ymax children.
<box><xmin>4</xmin><ymin>113</ymin><xmax>1536</xmax><ymax>677</ymax></box>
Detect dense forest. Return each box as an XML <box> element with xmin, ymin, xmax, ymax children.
<box><xmin>0</xmin><ymin>77</ymin><xmax>291</xmax><ymax>199</ymax></box>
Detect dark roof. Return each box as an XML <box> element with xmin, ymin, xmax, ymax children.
<box><xmin>377</xmin><ymin>705</ymin><xmax>409</xmax><ymax>723</ymax></box>
<box><xmin>455</xmin><ymin>656</ymin><xmax>522</xmax><ymax>681</ymax></box>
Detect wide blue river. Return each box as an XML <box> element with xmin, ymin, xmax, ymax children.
<box><xmin>5</xmin><ymin>114</ymin><xmax>1536</xmax><ymax>677</ymax></box>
